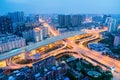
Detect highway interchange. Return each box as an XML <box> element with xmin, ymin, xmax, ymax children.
<box><xmin>0</xmin><ymin>19</ymin><xmax>120</xmax><ymax>80</ymax></box>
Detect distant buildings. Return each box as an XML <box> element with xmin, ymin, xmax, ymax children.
<box><xmin>92</xmin><ymin>15</ymin><xmax>103</xmax><ymax>23</ymax></box>
<box><xmin>71</xmin><ymin>15</ymin><xmax>83</xmax><ymax>26</ymax></box>
<box><xmin>108</xmin><ymin>19</ymin><xmax>118</xmax><ymax>33</ymax></box>
<box><xmin>113</xmin><ymin>33</ymin><xmax>120</xmax><ymax>47</ymax></box>
<box><xmin>0</xmin><ymin>16</ymin><xmax>13</xmax><ymax>34</ymax></box>
<box><xmin>7</xmin><ymin>12</ymin><xmax>40</xmax><ymax>35</ymax></box>
<box><xmin>0</xmin><ymin>34</ymin><xmax>26</xmax><ymax>53</ymax></box>
<box><xmin>105</xmin><ymin>16</ymin><xmax>119</xmax><ymax>33</ymax></box>
<box><xmin>25</xmin><ymin>14</ymin><xmax>39</xmax><ymax>23</ymax></box>
<box><xmin>65</xmin><ymin>15</ymin><xmax>71</xmax><ymax>26</ymax></box>
<box><xmin>58</xmin><ymin>14</ymin><xmax>84</xmax><ymax>27</ymax></box>
<box><xmin>102</xmin><ymin>15</ymin><xmax>108</xmax><ymax>25</ymax></box>
<box><xmin>8</xmin><ymin>11</ymin><xmax>24</xmax><ymax>23</ymax></box>
<box><xmin>58</xmin><ymin>15</ymin><xmax>65</xmax><ymax>27</ymax></box>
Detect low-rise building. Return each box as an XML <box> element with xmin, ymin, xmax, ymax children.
<box><xmin>0</xmin><ymin>34</ymin><xmax>26</xmax><ymax>53</ymax></box>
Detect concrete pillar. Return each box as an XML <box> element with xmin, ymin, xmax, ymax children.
<box><xmin>24</xmin><ymin>49</ymin><xmax>29</xmax><ymax>61</ymax></box>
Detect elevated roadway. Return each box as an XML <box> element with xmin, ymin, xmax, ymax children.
<box><xmin>0</xmin><ymin>31</ymin><xmax>85</xmax><ymax>61</ymax></box>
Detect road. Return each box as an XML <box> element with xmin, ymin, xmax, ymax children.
<box><xmin>3</xmin><ymin>19</ymin><xmax>120</xmax><ymax>79</ymax></box>
<box><xmin>40</xmin><ymin>19</ymin><xmax>120</xmax><ymax>79</ymax></box>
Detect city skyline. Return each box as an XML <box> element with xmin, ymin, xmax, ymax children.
<box><xmin>0</xmin><ymin>1</ymin><xmax>120</xmax><ymax>79</ymax></box>
<box><xmin>0</xmin><ymin>0</ymin><xmax>120</xmax><ymax>15</ymax></box>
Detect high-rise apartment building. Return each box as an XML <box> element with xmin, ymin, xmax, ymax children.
<box><xmin>22</xmin><ymin>27</ymin><xmax>45</xmax><ymax>42</ymax></box>
<box><xmin>71</xmin><ymin>15</ymin><xmax>82</xmax><ymax>26</ymax></box>
<box><xmin>33</xmin><ymin>27</ymin><xmax>43</xmax><ymax>42</ymax></box>
<box><xmin>8</xmin><ymin>11</ymin><xmax>24</xmax><ymax>23</ymax></box>
<box><xmin>65</xmin><ymin>15</ymin><xmax>71</xmax><ymax>26</ymax></box>
<box><xmin>0</xmin><ymin>16</ymin><xmax>13</xmax><ymax>34</ymax></box>
<box><xmin>114</xmin><ymin>33</ymin><xmax>120</xmax><ymax>47</ymax></box>
<box><xmin>58</xmin><ymin>15</ymin><xmax>65</xmax><ymax>27</ymax></box>
<box><xmin>108</xmin><ymin>19</ymin><xmax>118</xmax><ymax>33</ymax></box>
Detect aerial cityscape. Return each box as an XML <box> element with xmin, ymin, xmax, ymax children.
<box><xmin>0</xmin><ymin>0</ymin><xmax>120</xmax><ymax>80</ymax></box>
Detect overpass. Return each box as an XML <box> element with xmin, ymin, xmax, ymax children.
<box><xmin>0</xmin><ymin>31</ymin><xmax>85</xmax><ymax>61</ymax></box>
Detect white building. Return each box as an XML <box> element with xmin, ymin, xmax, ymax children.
<box><xmin>40</xmin><ymin>26</ymin><xmax>49</xmax><ymax>38</ymax></box>
<box><xmin>22</xmin><ymin>26</ymin><xmax>48</xmax><ymax>43</ymax></box>
<box><xmin>108</xmin><ymin>18</ymin><xmax>118</xmax><ymax>33</ymax></box>
<box><xmin>0</xmin><ymin>34</ymin><xmax>26</xmax><ymax>53</ymax></box>
<box><xmin>33</xmin><ymin>27</ymin><xmax>43</xmax><ymax>42</ymax></box>
<box><xmin>114</xmin><ymin>34</ymin><xmax>120</xmax><ymax>47</ymax></box>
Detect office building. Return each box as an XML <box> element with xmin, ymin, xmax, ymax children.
<box><xmin>0</xmin><ymin>16</ymin><xmax>13</xmax><ymax>34</ymax></box>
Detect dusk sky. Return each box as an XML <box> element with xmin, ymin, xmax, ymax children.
<box><xmin>0</xmin><ymin>0</ymin><xmax>120</xmax><ymax>15</ymax></box>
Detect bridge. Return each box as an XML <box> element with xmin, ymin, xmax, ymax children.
<box><xmin>0</xmin><ymin>31</ymin><xmax>85</xmax><ymax>61</ymax></box>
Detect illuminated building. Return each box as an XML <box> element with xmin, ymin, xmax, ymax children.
<box><xmin>41</xmin><ymin>26</ymin><xmax>49</xmax><ymax>38</ymax></box>
<box><xmin>22</xmin><ymin>26</ymin><xmax>48</xmax><ymax>42</ymax></box>
<box><xmin>33</xmin><ymin>27</ymin><xmax>43</xmax><ymax>42</ymax></box>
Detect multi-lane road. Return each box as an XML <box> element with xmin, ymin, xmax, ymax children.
<box><xmin>40</xmin><ymin>19</ymin><xmax>120</xmax><ymax>79</ymax></box>
<box><xmin>2</xmin><ymin>19</ymin><xmax>120</xmax><ymax>80</ymax></box>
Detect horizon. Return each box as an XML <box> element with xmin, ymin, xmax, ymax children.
<box><xmin>0</xmin><ymin>0</ymin><xmax>120</xmax><ymax>15</ymax></box>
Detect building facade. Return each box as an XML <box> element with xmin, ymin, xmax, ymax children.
<box><xmin>0</xmin><ymin>16</ymin><xmax>13</xmax><ymax>34</ymax></box>
<box><xmin>114</xmin><ymin>33</ymin><xmax>120</xmax><ymax>47</ymax></box>
<box><xmin>8</xmin><ymin>11</ymin><xmax>24</xmax><ymax>23</ymax></box>
<box><xmin>108</xmin><ymin>19</ymin><xmax>118</xmax><ymax>33</ymax></box>
<box><xmin>0</xmin><ymin>34</ymin><xmax>26</xmax><ymax>53</ymax></box>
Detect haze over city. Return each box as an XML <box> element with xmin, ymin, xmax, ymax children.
<box><xmin>0</xmin><ymin>0</ymin><xmax>120</xmax><ymax>80</ymax></box>
<box><xmin>0</xmin><ymin>0</ymin><xmax>120</xmax><ymax>15</ymax></box>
